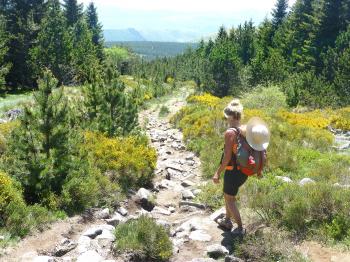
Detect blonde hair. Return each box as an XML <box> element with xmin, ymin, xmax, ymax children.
<box><xmin>224</xmin><ymin>99</ymin><xmax>243</xmax><ymax>120</ymax></box>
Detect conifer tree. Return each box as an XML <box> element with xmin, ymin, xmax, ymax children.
<box><xmin>31</xmin><ymin>0</ymin><xmax>73</xmax><ymax>84</ymax></box>
<box><xmin>63</xmin><ymin>0</ymin><xmax>83</xmax><ymax>27</ymax></box>
<box><xmin>3</xmin><ymin>0</ymin><xmax>46</xmax><ymax>89</ymax></box>
<box><xmin>0</xmin><ymin>15</ymin><xmax>10</xmax><ymax>90</ymax></box>
<box><xmin>72</xmin><ymin>19</ymin><xmax>99</xmax><ymax>83</ymax></box>
<box><xmin>216</xmin><ymin>26</ymin><xmax>228</xmax><ymax>42</ymax></box>
<box><xmin>6</xmin><ymin>70</ymin><xmax>70</xmax><ymax>204</ymax></box>
<box><xmin>86</xmin><ymin>2</ymin><xmax>104</xmax><ymax>61</ymax></box>
<box><xmin>272</xmin><ymin>0</ymin><xmax>289</xmax><ymax>28</ymax></box>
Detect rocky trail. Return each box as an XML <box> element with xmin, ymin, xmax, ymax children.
<box><xmin>1</xmin><ymin>90</ymin><xmax>350</xmax><ymax>262</ymax></box>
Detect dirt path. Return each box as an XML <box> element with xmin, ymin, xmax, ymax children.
<box><xmin>2</xmin><ymin>87</ymin><xmax>350</xmax><ymax>262</ymax></box>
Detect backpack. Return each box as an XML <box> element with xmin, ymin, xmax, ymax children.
<box><xmin>222</xmin><ymin>128</ymin><xmax>267</xmax><ymax>176</ymax></box>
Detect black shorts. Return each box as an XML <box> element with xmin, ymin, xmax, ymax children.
<box><xmin>223</xmin><ymin>169</ymin><xmax>248</xmax><ymax>196</ymax></box>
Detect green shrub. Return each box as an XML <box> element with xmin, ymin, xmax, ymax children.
<box><xmin>0</xmin><ymin>171</ymin><xmax>57</xmax><ymax>237</ymax></box>
<box><xmin>196</xmin><ymin>181</ymin><xmax>224</xmax><ymax>210</ymax></box>
<box><xmin>236</xmin><ymin>230</ymin><xmax>307</xmax><ymax>262</ymax></box>
<box><xmin>114</xmin><ymin>216</ymin><xmax>173</xmax><ymax>261</ymax></box>
<box><xmin>241</xmin><ymin>85</ymin><xmax>288</xmax><ymax>112</ymax></box>
<box><xmin>243</xmin><ymin>177</ymin><xmax>350</xmax><ymax>241</ymax></box>
<box><xmin>158</xmin><ymin>105</ymin><xmax>170</xmax><ymax>117</ymax></box>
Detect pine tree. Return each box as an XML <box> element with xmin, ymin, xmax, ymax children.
<box><xmin>31</xmin><ymin>0</ymin><xmax>73</xmax><ymax>85</ymax></box>
<box><xmin>316</xmin><ymin>0</ymin><xmax>345</xmax><ymax>49</ymax></box>
<box><xmin>272</xmin><ymin>0</ymin><xmax>289</xmax><ymax>28</ymax></box>
<box><xmin>72</xmin><ymin>19</ymin><xmax>99</xmax><ymax>83</ymax></box>
<box><xmin>6</xmin><ymin>70</ymin><xmax>70</xmax><ymax>204</ymax></box>
<box><xmin>3</xmin><ymin>0</ymin><xmax>47</xmax><ymax>89</ymax></box>
<box><xmin>235</xmin><ymin>21</ymin><xmax>256</xmax><ymax>64</ymax></box>
<box><xmin>216</xmin><ymin>26</ymin><xmax>228</xmax><ymax>42</ymax></box>
<box><xmin>86</xmin><ymin>2</ymin><xmax>104</xmax><ymax>61</ymax></box>
<box><xmin>63</xmin><ymin>0</ymin><xmax>83</xmax><ymax>27</ymax></box>
<box><xmin>0</xmin><ymin>15</ymin><xmax>10</xmax><ymax>90</ymax></box>
<box><xmin>84</xmin><ymin>66</ymin><xmax>138</xmax><ymax>137</ymax></box>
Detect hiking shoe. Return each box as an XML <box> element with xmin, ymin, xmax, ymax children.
<box><xmin>231</xmin><ymin>227</ymin><xmax>246</xmax><ymax>236</ymax></box>
<box><xmin>217</xmin><ymin>217</ymin><xmax>233</xmax><ymax>230</ymax></box>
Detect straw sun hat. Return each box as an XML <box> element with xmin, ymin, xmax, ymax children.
<box><xmin>245</xmin><ymin>117</ymin><xmax>270</xmax><ymax>151</ymax></box>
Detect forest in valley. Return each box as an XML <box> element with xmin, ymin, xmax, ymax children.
<box><xmin>135</xmin><ymin>0</ymin><xmax>350</xmax><ymax>108</ymax></box>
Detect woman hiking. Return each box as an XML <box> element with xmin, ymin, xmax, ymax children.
<box><xmin>212</xmin><ymin>99</ymin><xmax>270</xmax><ymax>234</ymax></box>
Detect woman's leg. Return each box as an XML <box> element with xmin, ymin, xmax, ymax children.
<box><xmin>224</xmin><ymin>193</ymin><xmax>243</xmax><ymax>229</ymax></box>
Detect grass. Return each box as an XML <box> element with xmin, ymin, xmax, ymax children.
<box><xmin>158</xmin><ymin>105</ymin><xmax>170</xmax><ymax>117</ymax></box>
<box><xmin>114</xmin><ymin>216</ymin><xmax>173</xmax><ymax>261</ymax></box>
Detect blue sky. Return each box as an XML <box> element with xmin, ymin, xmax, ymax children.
<box><xmin>79</xmin><ymin>0</ymin><xmax>296</xmax><ymax>35</ymax></box>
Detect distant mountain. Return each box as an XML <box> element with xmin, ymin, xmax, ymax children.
<box><xmin>139</xmin><ymin>30</ymin><xmax>200</xmax><ymax>43</ymax></box>
<box><xmin>104</xmin><ymin>28</ymin><xmax>146</xmax><ymax>42</ymax></box>
<box><xmin>104</xmin><ymin>28</ymin><xmax>201</xmax><ymax>43</ymax></box>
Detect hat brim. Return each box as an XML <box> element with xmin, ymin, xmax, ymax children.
<box><xmin>246</xmin><ymin>117</ymin><xmax>270</xmax><ymax>151</ymax></box>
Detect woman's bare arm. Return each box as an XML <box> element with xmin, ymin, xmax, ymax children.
<box><xmin>213</xmin><ymin>130</ymin><xmax>235</xmax><ymax>184</ymax></box>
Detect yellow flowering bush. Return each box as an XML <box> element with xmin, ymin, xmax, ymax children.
<box><xmin>330</xmin><ymin>107</ymin><xmax>350</xmax><ymax>130</ymax></box>
<box><xmin>0</xmin><ymin>121</ymin><xmax>19</xmax><ymax>154</ymax></box>
<box><xmin>187</xmin><ymin>93</ymin><xmax>220</xmax><ymax>107</ymax></box>
<box><xmin>278</xmin><ymin>110</ymin><xmax>330</xmax><ymax>129</ymax></box>
<box><xmin>84</xmin><ymin>132</ymin><xmax>157</xmax><ymax>189</ymax></box>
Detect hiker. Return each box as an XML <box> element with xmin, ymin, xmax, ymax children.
<box><xmin>212</xmin><ymin>99</ymin><xmax>270</xmax><ymax>233</ymax></box>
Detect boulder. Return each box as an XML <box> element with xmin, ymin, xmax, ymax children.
<box><xmin>299</xmin><ymin>178</ymin><xmax>316</xmax><ymax>186</ymax></box>
<box><xmin>96</xmin><ymin>230</ymin><xmax>116</xmax><ymax>248</ymax></box>
<box><xmin>136</xmin><ymin>188</ymin><xmax>152</xmax><ymax>201</ymax></box>
<box><xmin>190</xmin><ymin>258</ymin><xmax>216</xmax><ymax>262</ymax></box>
<box><xmin>206</xmin><ymin>244</ymin><xmax>229</xmax><ymax>258</ymax></box>
<box><xmin>189</xmin><ymin>230</ymin><xmax>212</xmax><ymax>242</ymax></box>
<box><xmin>181</xmin><ymin>180</ymin><xmax>195</xmax><ymax>187</ymax></box>
<box><xmin>225</xmin><ymin>255</ymin><xmax>244</xmax><ymax>262</ymax></box>
<box><xmin>192</xmin><ymin>189</ymin><xmax>202</xmax><ymax>196</ymax></box>
<box><xmin>181</xmin><ymin>189</ymin><xmax>195</xmax><ymax>200</ymax></box>
<box><xmin>77</xmin><ymin>236</ymin><xmax>91</xmax><ymax>254</ymax></box>
<box><xmin>33</xmin><ymin>256</ymin><xmax>55</xmax><ymax>262</ymax></box>
<box><xmin>106</xmin><ymin>212</ymin><xmax>127</xmax><ymax>226</ymax></box>
<box><xmin>151</xmin><ymin>206</ymin><xmax>171</xmax><ymax>216</ymax></box>
<box><xmin>210</xmin><ymin>207</ymin><xmax>226</xmax><ymax>222</ymax></box>
<box><xmin>77</xmin><ymin>250</ymin><xmax>103</xmax><ymax>262</ymax></box>
<box><xmin>276</xmin><ymin>176</ymin><xmax>293</xmax><ymax>183</ymax></box>
<box><xmin>117</xmin><ymin>207</ymin><xmax>128</xmax><ymax>216</ymax></box>
<box><xmin>179</xmin><ymin>201</ymin><xmax>206</xmax><ymax>210</ymax></box>
<box><xmin>54</xmin><ymin>238</ymin><xmax>77</xmax><ymax>257</ymax></box>
<box><xmin>95</xmin><ymin>208</ymin><xmax>110</xmax><ymax>219</ymax></box>
<box><xmin>82</xmin><ymin>228</ymin><xmax>103</xmax><ymax>239</ymax></box>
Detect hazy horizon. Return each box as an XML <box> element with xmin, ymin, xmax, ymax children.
<box><xmin>79</xmin><ymin>0</ymin><xmax>297</xmax><ymax>38</ymax></box>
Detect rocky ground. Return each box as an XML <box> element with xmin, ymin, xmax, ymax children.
<box><xmin>1</xmin><ymin>90</ymin><xmax>350</xmax><ymax>262</ymax></box>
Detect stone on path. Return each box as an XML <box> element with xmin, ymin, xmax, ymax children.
<box><xmin>33</xmin><ymin>256</ymin><xmax>55</xmax><ymax>262</ymax></box>
<box><xmin>276</xmin><ymin>176</ymin><xmax>293</xmax><ymax>183</ymax></box>
<box><xmin>179</xmin><ymin>201</ymin><xmax>206</xmax><ymax>210</ymax></box>
<box><xmin>77</xmin><ymin>250</ymin><xmax>103</xmax><ymax>262</ymax></box>
<box><xmin>210</xmin><ymin>207</ymin><xmax>226</xmax><ymax>222</ymax></box>
<box><xmin>54</xmin><ymin>238</ymin><xmax>77</xmax><ymax>257</ymax></box>
<box><xmin>136</xmin><ymin>188</ymin><xmax>152</xmax><ymax>200</ymax></box>
<box><xmin>105</xmin><ymin>212</ymin><xmax>127</xmax><ymax>226</ymax></box>
<box><xmin>117</xmin><ymin>207</ymin><xmax>128</xmax><ymax>216</ymax></box>
<box><xmin>95</xmin><ymin>208</ymin><xmax>110</xmax><ymax>219</ymax></box>
<box><xmin>224</xmin><ymin>255</ymin><xmax>244</xmax><ymax>262</ymax></box>
<box><xmin>77</xmin><ymin>236</ymin><xmax>91</xmax><ymax>254</ymax></box>
<box><xmin>83</xmin><ymin>228</ymin><xmax>103</xmax><ymax>239</ymax></box>
<box><xmin>299</xmin><ymin>178</ymin><xmax>316</xmax><ymax>186</ymax></box>
<box><xmin>206</xmin><ymin>244</ymin><xmax>229</xmax><ymax>259</ymax></box>
<box><xmin>151</xmin><ymin>206</ymin><xmax>172</xmax><ymax>216</ymax></box>
<box><xmin>181</xmin><ymin>180</ymin><xmax>195</xmax><ymax>187</ymax></box>
<box><xmin>191</xmin><ymin>258</ymin><xmax>216</xmax><ymax>262</ymax></box>
<box><xmin>189</xmin><ymin>230</ymin><xmax>212</xmax><ymax>242</ymax></box>
<box><xmin>181</xmin><ymin>189</ymin><xmax>195</xmax><ymax>200</ymax></box>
